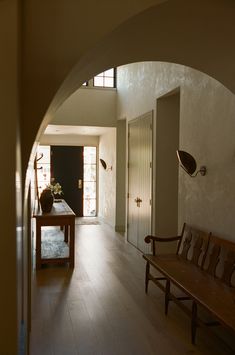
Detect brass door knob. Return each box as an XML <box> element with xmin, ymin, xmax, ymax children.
<box><xmin>134</xmin><ymin>197</ymin><xmax>142</xmax><ymax>207</ymax></box>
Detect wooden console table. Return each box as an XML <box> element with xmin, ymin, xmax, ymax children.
<box><xmin>33</xmin><ymin>199</ymin><xmax>75</xmax><ymax>270</ymax></box>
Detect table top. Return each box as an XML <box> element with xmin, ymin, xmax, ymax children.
<box><xmin>33</xmin><ymin>199</ymin><xmax>75</xmax><ymax>218</ymax></box>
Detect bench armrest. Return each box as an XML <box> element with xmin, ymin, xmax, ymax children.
<box><xmin>144</xmin><ymin>235</ymin><xmax>182</xmax><ymax>244</ymax></box>
<box><xmin>144</xmin><ymin>235</ymin><xmax>182</xmax><ymax>256</ymax></box>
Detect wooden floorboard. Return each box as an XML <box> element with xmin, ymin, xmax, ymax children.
<box><xmin>30</xmin><ymin>223</ymin><xmax>235</xmax><ymax>354</ymax></box>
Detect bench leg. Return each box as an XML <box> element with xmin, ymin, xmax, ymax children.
<box><xmin>191</xmin><ymin>301</ymin><xmax>198</xmax><ymax>344</ymax></box>
<box><xmin>165</xmin><ymin>279</ymin><xmax>170</xmax><ymax>315</ymax></box>
<box><xmin>145</xmin><ymin>261</ymin><xmax>150</xmax><ymax>293</ymax></box>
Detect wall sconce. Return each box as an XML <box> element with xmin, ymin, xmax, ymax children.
<box><xmin>176</xmin><ymin>150</ymin><xmax>207</xmax><ymax>177</ymax></box>
<box><xmin>100</xmin><ymin>158</ymin><xmax>112</xmax><ymax>171</ymax></box>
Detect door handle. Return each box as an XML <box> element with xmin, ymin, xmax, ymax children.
<box><xmin>78</xmin><ymin>179</ymin><xmax>83</xmax><ymax>189</ymax></box>
<box><xmin>134</xmin><ymin>197</ymin><xmax>142</xmax><ymax>207</ymax></box>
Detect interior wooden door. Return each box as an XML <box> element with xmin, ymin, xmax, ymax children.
<box><xmin>51</xmin><ymin>146</ymin><xmax>84</xmax><ymax>216</ymax></box>
<box><xmin>127</xmin><ymin>120</ymin><xmax>139</xmax><ymax>247</ymax></box>
<box><xmin>127</xmin><ymin>112</ymin><xmax>152</xmax><ymax>253</ymax></box>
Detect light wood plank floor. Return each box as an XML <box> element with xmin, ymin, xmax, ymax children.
<box><xmin>30</xmin><ymin>222</ymin><xmax>235</xmax><ymax>355</ymax></box>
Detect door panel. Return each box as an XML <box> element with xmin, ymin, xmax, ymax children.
<box><xmin>128</xmin><ymin>120</ymin><xmax>139</xmax><ymax>247</ymax></box>
<box><xmin>128</xmin><ymin>112</ymin><xmax>152</xmax><ymax>253</ymax></box>
<box><xmin>51</xmin><ymin>146</ymin><xmax>84</xmax><ymax>216</ymax></box>
<box><xmin>137</xmin><ymin>116</ymin><xmax>152</xmax><ymax>252</ymax></box>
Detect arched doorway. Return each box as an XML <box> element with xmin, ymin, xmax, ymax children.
<box><xmin>3</xmin><ymin>0</ymin><xmax>235</xmax><ymax>352</ymax></box>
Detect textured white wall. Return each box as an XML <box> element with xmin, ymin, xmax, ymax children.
<box><xmin>40</xmin><ymin>134</ymin><xmax>99</xmax><ymax>147</ymax></box>
<box><xmin>52</xmin><ymin>87</ymin><xmax>117</xmax><ymax>127</ymax></box>
<box><xmin>117</xmin><ymin>62</ymin><xmax>235</xmax><ymax>240</ymax></box>
<box><xmin>98</xmin><ymin>129</ymin><xmax>116</xmax><ymax>226</ymax></box>
<box><xmin>115</xmin><ymin>120</ymin><xmax>126</xmax><ymax>233</ymax></box>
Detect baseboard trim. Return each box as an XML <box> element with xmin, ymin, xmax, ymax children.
<box><xmin>115</xmin><ymin>225</ymin><xmax>125</xmax><ymax>233</ymax></box>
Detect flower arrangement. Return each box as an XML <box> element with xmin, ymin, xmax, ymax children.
<box><xmin>47</xmin><ymin>182</ymin><xmax>63</xmax><ymax>196</ymax></box>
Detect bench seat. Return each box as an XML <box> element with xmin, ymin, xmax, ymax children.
<box><xmin>143</xmin><ymin>253</ymin><xmax>235</xmax><ymax>332</ymax></box>
<box><xmin>143</xmin><ymin>224</ymin><xmax>235</xmax><ymax>344</ymax></box>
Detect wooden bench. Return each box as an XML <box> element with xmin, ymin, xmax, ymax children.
<box><xmin>143</xmin><ymin>223</ymin><xmax>235</xmax><ymax>344</ymax></box>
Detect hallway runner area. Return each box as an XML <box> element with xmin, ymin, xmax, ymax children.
<box><xmin>30</xmin><ymin>223</ymin><xmax>235</xmax><ymax>355</ymax></box>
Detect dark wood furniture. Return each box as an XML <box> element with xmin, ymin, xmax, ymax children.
<box><xmin>33</xmin><ymin>199</ymin><xmax>75</xmax><ymax>269</ymax></box>
<box><xmin>143</xmin><ymin>223</ymin><xmax>235</xmax><ymax>344</ymax></box>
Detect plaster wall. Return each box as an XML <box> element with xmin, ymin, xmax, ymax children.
<box><xmin>52</xmin><ymin>87</ymin><xmax>117</xmax><ymax>127</ymax></box>
<box><xmin>3</xmin><ymin>1</ymin><xmax>235</xmax><ymax>352</ymax></box>
<box><xmin>0</xmin><ymin>1</ymin><xmax>19</xmax><ymax>352</ymax></box>
<box><xmin>115</xmin><ymin>120</ymin><xmax>126</xmax><ymax>233</ymax></box>
<box><xmin>117</xmin><ymin>62</ymin><xmax>235</xmax><ymax>240</ymax></box>
<box><xmin>98</xmin><ymin>129</ymin><xmax>116</xmax><ymax>227</ymax></box>
<box><xmin>156</xmin><ymin>92</ymin><xmax>180</xmax><ymax>236</ymax></box>
<box><xmin>40</xmin><ymin>134</ymin><xmax>99</xmax><ymax>147</ymax></box>
<box><xmin>22</xmin><ymin>0</ymin><xmax>163</xmax><ymax>170</ymax></box>
<box><xmin>21</xmin><ymin>0</ymin><xmax>235</xmax><ymax>177</ymax></box>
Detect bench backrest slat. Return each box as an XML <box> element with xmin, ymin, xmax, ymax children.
<box><xmin>178</xmin><ymin>224</ymin><xmax>210</xmax><ymax>268</ymax></box>
<box><xmin>204</xmin><ymin>234</ymin><xmax>235</xmax><ymax>287</ymax></box>
<box><xmin>206</xmin><ymin>243</ymin><xmax>221</xmax><ymax>276</ymax></box>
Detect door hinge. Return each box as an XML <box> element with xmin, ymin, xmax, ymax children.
<box><xmin>150</xmin><ymin>162</ymin><xmax>152</xmax><ymax>169</ymax></box>
<box><xmin>149</xmin><ymin>199</ymin><xmax>152</xmax><ymax>206</ymax></box>
<box><xmin>127</xmin><ymin>192</ymin><xmax>130</xmax><ymax>198</ymax></box>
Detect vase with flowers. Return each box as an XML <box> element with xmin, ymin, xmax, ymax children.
<box><xmin>47</xmin><ymin>181</ymin><xmax>63</xmax><ymax>201</ymax></box>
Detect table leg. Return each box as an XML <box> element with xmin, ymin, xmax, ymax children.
<box><xmin>36</xmin><ymin>221</ymin><xmax>41</xmax><ymax>270</ymax></box>
<box><xmin>69</xmin><ymin>220</ymin><xmax>75</xmax><ymax>268</ymax></box>
<box><xmin>64</xmin><ymin>225</ymin><xmax>68</xmax><ymax>243</ymax></box>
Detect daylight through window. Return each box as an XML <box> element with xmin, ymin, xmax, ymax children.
<box><xmin>93</xmin><ymin>68</ymin><xmax>115</xmax><ymax>88</ymax></box>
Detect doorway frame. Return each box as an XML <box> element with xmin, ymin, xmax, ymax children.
<box><xmin>127</xmin><ymin>111</ymin><xmax>153</xmax><ymax>253</ymax></box>
<box><xmin>153</xmin><ymin>88</ymin><xmax>181</xmax><ymax>243</ymax></box>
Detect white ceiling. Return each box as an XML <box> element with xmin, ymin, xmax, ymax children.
<box><xmin>44</xmin><ymin>124</ymin><xmax>114</xmax><ymax>136</ymax></box>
